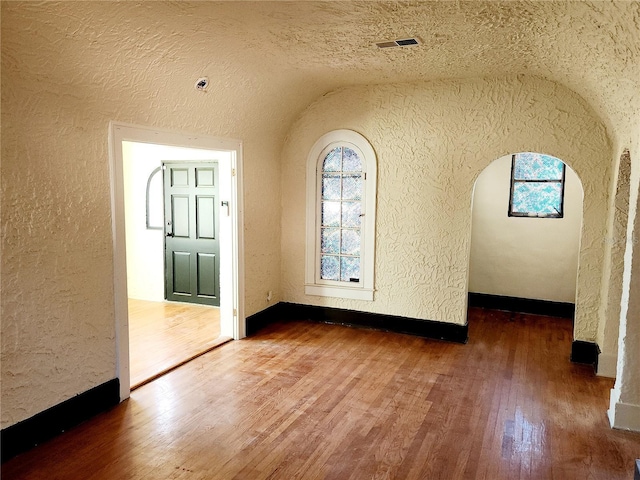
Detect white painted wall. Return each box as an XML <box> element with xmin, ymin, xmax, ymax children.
<box><xmin>122</xmin><ymin>142</ymin><xmax>231</xmax><ymax>302</ymax></box>
<box><xmin>468</xmin><ymin>155</ymin><xmax>583</xmax><ymax>303</ymax></box>
<box><xmin>122</xmin><ymin>142</ymin><xmax>163</xmax><ymax>301</ymax></box>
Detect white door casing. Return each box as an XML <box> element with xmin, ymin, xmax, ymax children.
<box><xmin>108</xmin><ymin>122</ymin><xmax>245</xmax><ymax>401</ymax></box>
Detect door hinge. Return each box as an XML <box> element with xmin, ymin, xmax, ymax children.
<box><xmin>232</xmin><ymin>168</ymin><xmax>236</xmax><ymax>177</ymax></box>
<box><xmin>233</xmin><ymin>309</ymin><xmax>237</xmax><ymax>317</ymax></box>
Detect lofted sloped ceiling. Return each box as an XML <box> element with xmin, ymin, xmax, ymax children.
<box><xmin>3</xmin><ymin>1</ymin><xmax>640</xmax><ymax>147</ymax></box>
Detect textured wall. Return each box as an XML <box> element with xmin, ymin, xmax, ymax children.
<box><xmin>281</xmin><ymin>77</ymin><xmax>610</xmax><ymax>336</ymax></box>
<box><xmin>611</xmin><ymin>131</ymin><xmax>640</xmax><ymax>421</ymax></box>
<box><xmin>0</xmin><ymin>3</ymin><xmax>286</xmax><ymax>428</ymax></box>
<box><xmin>469</xmin><ymin>155</ymin><xmax>583</xmax><ymax>303</ymax></box>
<box><xmin>597</xmin><ymin>148</ymin><xmax>632</xmax><ymax>376</ymax></box>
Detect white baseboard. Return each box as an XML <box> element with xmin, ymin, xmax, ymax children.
<box><xmin>608</xmin><ymin>388</ymin><xmax>640</xmax><ymax>432</ymax></box>
<box><xmin>597</xmin><ymin>353</ymin><xmax>617</xmax><ymax>378</ymax></box>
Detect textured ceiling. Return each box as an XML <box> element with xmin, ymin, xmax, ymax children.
<box><xmin>3</xmin><ymin>1</ymin><xmax>639</xmax><ymax>145</ymax></box>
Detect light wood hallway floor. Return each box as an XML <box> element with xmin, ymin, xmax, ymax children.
<box><xmin>3</xmin><ymin>308</ymin><xmax>639</xmax><ymax>479</ymax></box>
<box><xmin>128</xmin><ymin>299</ymin><xmax>227</xmax><ymax>388</ymax></box>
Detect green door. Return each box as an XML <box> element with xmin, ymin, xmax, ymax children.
<box><xmin>164</xmin><ymin>162</ymin><xmax>220</xmax><ymax>306</ymax></box>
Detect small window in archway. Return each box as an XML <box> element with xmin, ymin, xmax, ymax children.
<box><xmin>509</xmin><ymin>153</ymin><xmax>566</xmax><ymax>218</ymax></box>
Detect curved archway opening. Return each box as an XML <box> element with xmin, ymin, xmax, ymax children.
<box><xmin>468</xmin><ymin>152</ymin><xmax>584</xmax><ymax>325</ymax></box>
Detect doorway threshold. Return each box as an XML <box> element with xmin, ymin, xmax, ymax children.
<box><xmin>131</xmin><ymin>336</ymin><xmax>232</xmax><ymax>390</ymax></box>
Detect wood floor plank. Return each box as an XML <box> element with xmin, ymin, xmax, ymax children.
<box><xmin>3</xmin><ymin>308</ymin><xmax>639</xmax><ymax>479</ymax></box>
<box><xmin>128</xmin><ymin>299</ymin><xmax>223</xmax><ymax>387</ymax></box>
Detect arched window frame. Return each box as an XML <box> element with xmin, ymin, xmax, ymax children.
<box><xmin>305</xmin><ymin>129</ymin><xmax>377</xmax><ymax>301</ymax></box>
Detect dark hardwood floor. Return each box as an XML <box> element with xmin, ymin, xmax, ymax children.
<box><xmin>3</xmin><ymin>308</ymin><xmax>639</xmax><ymax>479</ymax></box>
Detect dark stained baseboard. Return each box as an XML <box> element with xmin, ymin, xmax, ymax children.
<box><xmin>246</xmin><ymin>302</ymin><xmax>286</xmax><ymax>336</ymax></box>
<box><xmin>468</xmin><ymin>292</ymin><xmax>575</xmax><ymax>319</ymax></box>
<box><xmin>570</xmin><ymin>340</ymin><xmax>600</xmax><ymax>370</ymax></box>
<box><xmin>246</xmin><ymin>302</ymin><xmax>468</xmax><ymax>344</ymax></box>
<box><xmin>1</xmin><ymin>378</ymin><xmax>120</xmax><ymax>463</ymax></box>
<box><xmin>248</xmin><ymin>302</ymin><xmax>592</xmax><ymax>369</ymax></box>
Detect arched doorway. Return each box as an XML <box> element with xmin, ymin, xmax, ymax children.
<box><xmin>468</xmin><ymin>152</ymin><xmax>584</xmax><ymax>326</ymax></box>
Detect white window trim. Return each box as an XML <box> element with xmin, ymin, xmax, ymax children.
<box><xmin>305</xmin><ymin>129</ymin><xmax>377</xmax><ymax>301</ymax></box>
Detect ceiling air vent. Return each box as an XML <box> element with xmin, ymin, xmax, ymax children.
<box><xmin>375</xmin><ymin>38</ymin><xmax>421</xmax><ymax>49</ymax></box>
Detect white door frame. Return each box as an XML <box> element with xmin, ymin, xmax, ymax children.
<box><xmin>108</xmin><ymin>121</ymin><xmax>245</xmax><ymax>401</ymax></box>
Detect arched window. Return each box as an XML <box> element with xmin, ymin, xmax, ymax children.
<box><xmin>305</xmin><ymin>130</ymin><xmax>377</xmax><ymax>300</ymax></box>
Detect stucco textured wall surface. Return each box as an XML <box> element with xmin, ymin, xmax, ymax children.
<box><xmin>0</xmin><ymin>2</ymin><xmax>289</xmax><ymax>428</ymax></box>
<box><xmin>281</xmin><ymin>78</ymin><xmax>610</xmax><ymax>334</ymax></box>
<box><xmin>597</xmin><ymin>149</ymin><xmax>632</xmax><ymax>373</ymax></box>
<box><xmin>612</xmin><ymin>132</ymin><xmax>640</xmax><ymax>413</ymax></box>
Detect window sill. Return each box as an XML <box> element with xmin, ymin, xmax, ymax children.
<box><xmin>305</xmin><ymin>284</ymin><xmax>374</xmax><ymax>301</ymax></box>
<box><xmin>508</xmin><ymin>213</ymin><xmax>563</xmax><ymax>219</ymax></box>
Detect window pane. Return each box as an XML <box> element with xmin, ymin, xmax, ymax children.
<box><xmin>322</xmin><ymin>174</ymin><xmax>341</xmax><ymax>200</ymax></box>
<box><xmin>342</xmin><ymin>201</ymin><xmax>361</xmax><ymax>228</ymax></box>
<box><xmin>512</xmin><ymin>182</ymin><xmax>562</xmax><ymax>215</ymax></box>
<box><xmin>317</xmin><ymin>142</ymin><xmax>369</xmax><ymax>285</ymax></box>
<box><xmin>323</xmin><ymin>147</ymin><xmax>342</xmax><ymax>172</ymax></box>
<box><xmin>342</xmin><ymin>174</ymin><xmax>362</xmax><ymax>201</ymax></box>
<box><xmin>321</xmin><ymin>228</ymin><xmax>340</xmax><ymax>253</ymax></box>
<box><xmin>321</xmin><ymin>201</ymin><xmax>340</xmax><ymax>227</ymax></box>
<box><xmin>341</xmin><ymin>257</ymin><xmax>360</xmax><ymax>282</ymax></box>
<box><xmin>321</xmin><ymin>255</ymin><xmax>339</xmax><ymax>280</ymax></box>
<box><xmin>514</xmin><ymin>153</ymin><xmax>564</xmax><ymax>180</ymax></box>
<box><xmin>341</xmin><ymin>229</ymin><xmax>361</xmax><ymax>255</ymax></box>
<box><xmin>342</xmin><ymin>148</ymin><xmax>362</xmax><ymax>172</ymax></box>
